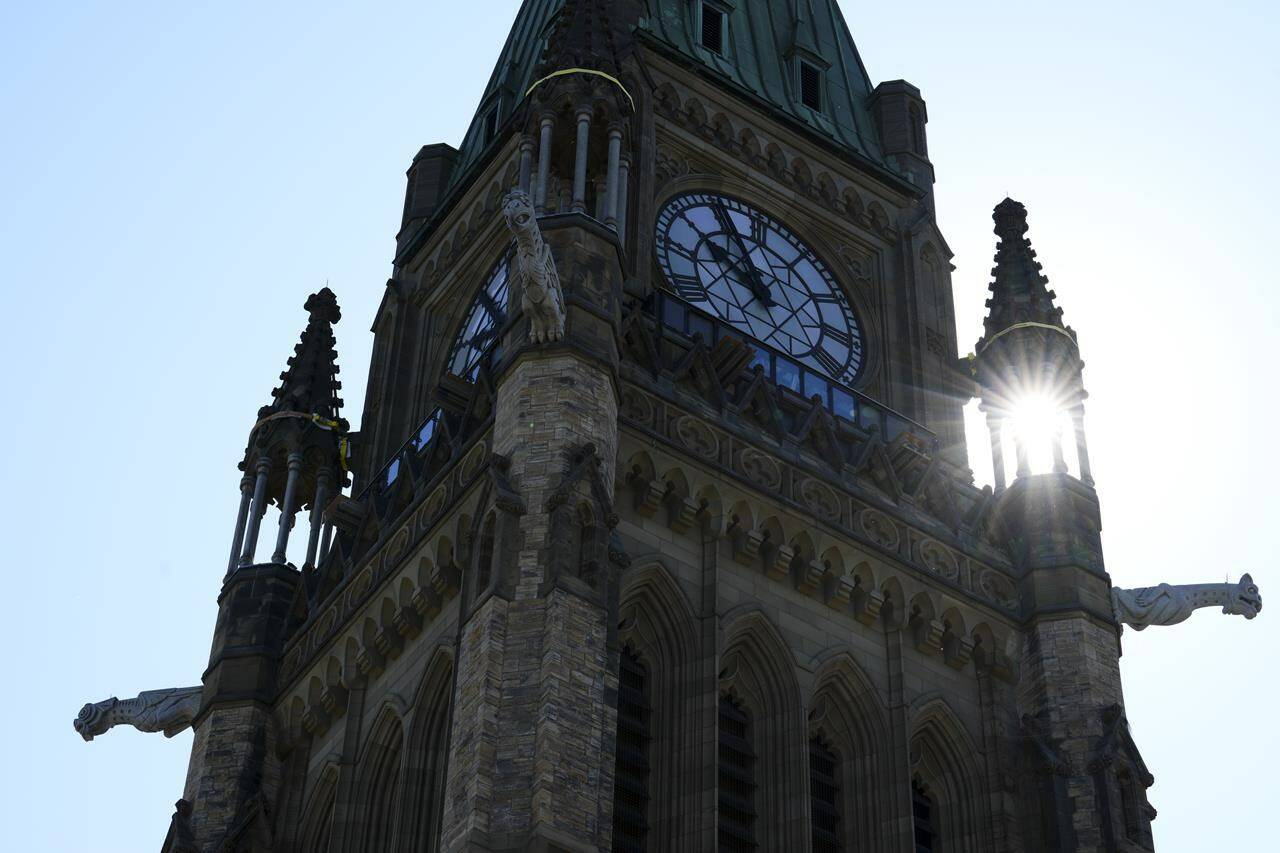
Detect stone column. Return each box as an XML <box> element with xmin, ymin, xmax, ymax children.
<box><xmin>225</xmin><ymin>474</ymin><xmax>254</xmax><ymax>577</ymax></box>
<box><xmin>615</xmin><ymin>156</ymin><xmax>630</xmax><ymax>247</ymax></box>
<box><xmin>535</xmin><ymin>114</ymin><xmax>554</xmax><ymax>213</ymax></box>
<box><xmin>1051</xmin><ymin>421</ymin><xmax>1069</xmax><ymax>474</ymax></box>
<box><xmin>318</xmin><ymin>522</ymin><xmax>334</xmax><ymax>566</ymax></box>
<box><xmin>986</xmin><ymin>413</ymin><xmax>1006</xmax><ymax>492</ymax></box>
<box><xmin>271</xmin><ymin>451</ymin><xmax>304</xmax><ymax>564</ymax></box>
<box><xmin>304</xmin><ymin>467</ymin><xmax>335</xmax><ymax>568</ymax></box>
<box><xmin>238</xmin><ymin>456</ymin><xmax>272</xmax><ymax>567</ymax></box>
<box><xmin>604</xmin><ymin>125</ymin><xmax>622</xmax><ymax>228</ymax></box>
<box><xmin>518</xmin><ymin>135</ymin><xmax>534</xmax><ymax>195</ymax></box>
<box><xmin>1071</xmin><ymin>404</ymin><xmax>1094</xmax><ymax>485</ymax></box>
<box><xmin>572</xmin><ymin>108</ymin><xmax>591</xmax><ymax>214</ymax></box>
<box><xmin>441</xmin><ymin>219</ymin><xmax>622</xmax><ymax>853</ymax></box>
<box><xmin>1014</xmin><ymin>432</ymin><xmax>1031</xmax><ymax>480</ymax></box>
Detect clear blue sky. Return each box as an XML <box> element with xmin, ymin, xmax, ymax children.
<box><xmin>1</xmin><ymin>2</ymin><xmax>1275</xmax><ymax>850</ymax></box>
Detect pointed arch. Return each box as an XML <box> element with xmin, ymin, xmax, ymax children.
<box><xmin>297</xmin><ymin>762</ymin><xmax>339</xmax><ymax>853</ymax></box>
<box><xmin>808</xmin><ymin>651</ymin><xmax>893</xmax><ymax>850</ymax></box>
<box><xmin>719</xmin><ymin>609</ymin><xmax>807</xmax><ymax>851</ymax></box>
<box><xmin>617</xmin><ymin>559</ymin><xmax>698</xmax><ymax>850</ymax></box>
<box><xmin>909</xmin><ymin>699</ymin><xmax>989</xmax><ymax>852</ymax></box>
<box><xmin>353</xmin><ymin>705</ymin><xmax>405</xmax><ymax>853</ymax></box>
<box><xmin>401</xmin><ymin>646</ymin><xmax>455</xmax><ymax>852</ymax></box>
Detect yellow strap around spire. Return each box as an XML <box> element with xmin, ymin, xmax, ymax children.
<box><xmin>526</xmin><ymin>68</ymin><xmax>634</xmax><ymax>111</ymax></box>
<box><xmin>977</xmin><ymin>322</ymin><xmax>1077</xmax><ymax>354</ymax></box>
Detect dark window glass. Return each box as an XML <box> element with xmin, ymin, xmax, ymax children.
<box><xmin>415</xmin><ymin>410</ymin><xmax>439</xmax><ymax>449</ymax></box>
<box><xmin>613</xmin><ymin>648</ymin><xmax>651</xmax><ymax>853</ymax></box>
<box><xmin>689</xmin><ymin>312</ymin><xmax>715</xmax><ymax>343</ymax></box>
<box><xmin>750</xmin><ymin>346</ymin><xmax>771</xmax><ymax>373</ymax></box>
<box><xmin>831</xmin><ymin>387</ymin><xmax>855</xmax><ymax>422</ymax></box>
<box><xmin>802</xmin><ymin>370</ymin><xmax>830</xmax><ymax>406</ymax></box>
<box><xmin>447</xmin><ymin>255</ymin><xmax>510</xmax><ymax>380</ymax></box>
<box><xmin>662</xmin><ymin>296</ymin><xmax>687</xmax><ymax>331</ymax></box>
<box><xmin>912</xmin><ymin>778</ymin><xmax>936</xmax><ymax>853</ymax></box>
<box><xmin>701</xmin><ymin>4</ymin><xmax>725</xmax><ymax>54</ymax></box>
<box><xmin>483</xmin><ymin>107</ymin><xmax>499</xmax><ymax>144</ymax></box>
<box><xmin>810</xmin><ymin>736</ymin><xmax>842</xmax><ymax>852</ymax></box>
<box><xmin>718</xmin><ymin>695</ymin><xmax>756</xmax><ymax>852</ymax></box>
<box><xmin>800</xmin><ymin>61</ymin><xmax>823</xmax><ymax>111</ymax></box>
<box><xmin>775</xmin><ymin>357</ymin><xmax>801</xmax><ymax>393</ymax></box>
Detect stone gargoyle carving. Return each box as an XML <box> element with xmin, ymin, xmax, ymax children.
<box><xmin>1112</xmin><ymin>574</ymin><xmax>1262</xmax><ymax>630</ymax></box>
<box><xmin>74</xmin><ymin>686</ymin><xmax>202</xmax><ymax>741</ymax></box>
<box><xmin>503</xmin><ymin>189</ymin><xmax>564</xmax><ymax>343</ymax></box>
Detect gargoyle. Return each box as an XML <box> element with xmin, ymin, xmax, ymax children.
<box><xmin>504</xmin><ymin>189</ymin><xmax>564</xmax><ymax>343</ymax></box>
<box><xmin>1112</xmin><ymin>574</ymin><xmax>1262</xmax><ymax>630</ymax></box>
<box><xmin>74</xmin><ymin>685</ymin><xmax>202</xmax><ymax>741</ymax></box>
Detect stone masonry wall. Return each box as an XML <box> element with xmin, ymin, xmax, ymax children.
<box><xmin>182</xmin><ymin>703</ymin><xmax>276</xmax><ymax>850</ymax></box>
<box><xmin>443</xmin><ymin>344</ymin><xmax>619</xmax><ymax>852</ymax></box>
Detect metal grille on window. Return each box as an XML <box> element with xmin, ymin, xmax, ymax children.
<box><xmin>810</xmin><ymin>735</ymin><xmax>842</xmax><ymax>852</ymax></box>
<box><xmin>912</xmin><ymin>778</ymin><xmax>936</xmax><ymax>853</ymax></box>
<box><xmin>800</xmin><ymin>61</ymin><xmax>822</xmax><ymax>111</ymax></box>
<box><xmin>718</xmin><ymin>695</ymin><xmax>757</xmax><ymax>852</ymax></box>
<box><xmin>700</xmin><ymin>4</ymin><xmax>724</xmax><ymax>54</ymax></box>
<box><xmin>612</xmin><ymin>647</ymin><xmax>651</xmax><ymax>853</ymax></box>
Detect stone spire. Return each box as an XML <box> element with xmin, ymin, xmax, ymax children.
<box><xmin>533</xmin><ymin>0</ymin><xmax>635</xmax><ymax>80</ymax></box>
<box><xmin>973</xmin><ymin>199</ymin><xmax>1092</xmax><ymax>488</ymax></box>
<box><xmin>977</xmin><ymin>198</ymin><xmax>1070</xmax><ymax>349</ymax></box>
<box><xmin>259</xmin><ymin>286</ymin><xmax>346</xmax><ymax>425</ymax></box>
<box><xmin>229</xmin><ymin>288</ymin><xmax>350</xmax><ymax>574</ymax></box>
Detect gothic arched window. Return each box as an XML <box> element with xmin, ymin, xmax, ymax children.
<box><xmin>404</xmin><ymin>655</ymin><xmax>454</xmax><ymax>851</ymax></box>
<box><xmin>298</xmin><ymin>770</ymin><xmax>337</xmax><ymax>853</ymax></box>
<box><xmin>912</xmin><ymin>777</ymin><xmax>936</xmax><ymax>853</ymax></box>
<box><xmin>718</xmin><ymin>694</ymin><xmax>757</xmax><ymax>851</ymax></box>
<box><xmin>809</xmin><ymin>735</ymin><xmax>843</xmax><ymax>852</ymax></box>
<box><xmin>358</xmin><ymin>713</ymin><xmax>405</xmax><ymax>853</ymax></box>
<box><xmin>612</xmin><ymin>646</ymin><xmax>651</xmax><ymax>852</ymax></box>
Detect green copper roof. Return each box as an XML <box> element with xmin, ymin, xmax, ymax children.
<box><xmin>639</xmin><ymin>0</ymin><xmax>886</xmax><ymax>166</ymax></box>
<box><xmin>447</xmin><ymin>0</ymin><xmax>888</xmax><ymax>192</ymax></box>
<box><xmin>447</xmin><ymin>0</ymin><xmax>564</xmax><ymax>191</ymax></box>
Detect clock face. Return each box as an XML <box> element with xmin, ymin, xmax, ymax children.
<box><xmin>446</xmin><ymin>254</ymin><xmax>510</xmax><ymax>379</ymax></box>
<box><xmin>654</xmin><ymin>193</ymin><xmax>863</xmax><ymax>385</ymax></box>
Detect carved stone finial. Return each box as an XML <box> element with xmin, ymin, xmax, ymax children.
<box><xmin>503</xmin><ymin>190</ymin><xmax>565</xmax><ymax>344</ymax></box>
<box><xmin>1111</xmin><ymin>574</ymin><xmax>1262</xmax><ymax>630</ymax></box>
<box><xmin>74</xmin><ymin>686</ymin><xmax>202</xmax><ymax>741</ymax></box>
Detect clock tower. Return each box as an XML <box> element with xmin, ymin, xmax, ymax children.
<box><xmin>78</xmin><ymin>0</ymin><xmax>1260</xmax><ymax>851</ymax></box>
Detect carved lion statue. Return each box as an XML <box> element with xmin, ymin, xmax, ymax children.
<box><xmin>1112</xmin><ymin>573</ymin><xmax>1262</xmax><ymax>630</ymax></box>
<box><xmin>1226</xmin><ymin>573</ymin><xmax>1263</xmax><ymax>618</ymax></box>
<box><xmin>74</xmin><ymin>686</ymin><xmax>201</xmax><ymax>741</ymax></box>
<box><xmin>503</xmin><ymin>190</ymin><xmax>564</xmax><ymax>344</ymax></box>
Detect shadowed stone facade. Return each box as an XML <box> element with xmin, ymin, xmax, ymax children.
<box><xmin>73</xmin><ymin>1</ymin><xmax>1264</xmax><ymax>851</ymax></box>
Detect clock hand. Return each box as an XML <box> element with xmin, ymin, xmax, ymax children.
<box><xmin>709</xmin><ymin>205</ymin><xmax>775</xmax><ymax>307</ymax></box>
<box><xmin>707</xmin><ymin>237</ymin><xmax>774</xmax><ymax>307</ymax></box>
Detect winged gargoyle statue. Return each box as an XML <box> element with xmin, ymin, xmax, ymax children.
<box><xmin>1111</xmin><ymin>573</ymin><xmax>1262</xmax><ymax>630</ymax></box>
<box><xmin>74</xmin><ymin>686</ymin><xmax>202</xmax><ymax>741</ymax></box>
<box><xmin>504</xmin><ymin>189</ymin><xmax>564</xmax><ymax>344</ymax></box>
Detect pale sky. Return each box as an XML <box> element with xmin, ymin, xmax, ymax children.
<box><xmin>1</xmin><ymin>2</ymin><xmax>1275</xmax><ymax>850</ymax></box>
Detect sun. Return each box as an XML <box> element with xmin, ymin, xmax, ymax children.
<box><xmin>1008</xmin><ymin>392</ymin><xmax>1067</xmax><ymax>475</ymax></box>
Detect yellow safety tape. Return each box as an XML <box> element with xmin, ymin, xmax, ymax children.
<box><xmin>526</xmin><ymin>67</ymin><xmax>634</xmax><ymax>112</ymax></box>
<box><xmin>977</xmin><ymin>322</ymin><xmax>1077</xmax><ymax>354</ymax></box>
